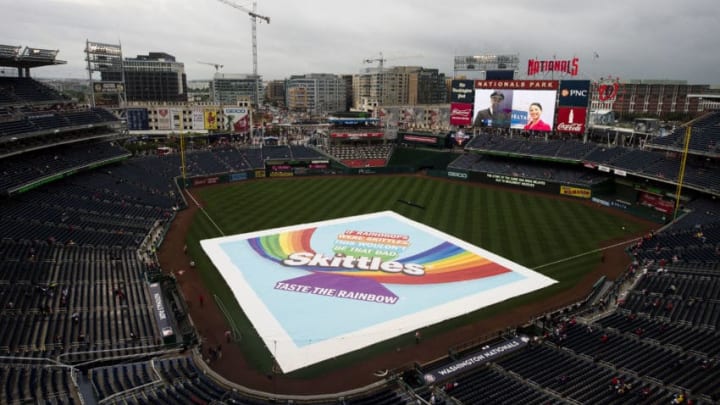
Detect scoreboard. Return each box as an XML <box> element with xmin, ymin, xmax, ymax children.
<box><xmin>266</xmin><ymin>160</ymin><xmax>330</xmax><ymax>177</ymax></box>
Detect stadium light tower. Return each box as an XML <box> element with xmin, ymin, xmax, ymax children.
<box><xmin>215</xmin><ymin>0</ymin><xmax>270</xmax><ymax>107</ymax></box>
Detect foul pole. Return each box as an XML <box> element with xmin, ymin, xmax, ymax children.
<box><xmin>673</xmin><ymin>126</ymin><xmax>692</xmax><ymax>221</ymax></box>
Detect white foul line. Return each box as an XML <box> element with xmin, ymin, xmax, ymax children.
<box><xmin>185</xmin><ymin>190</ymin><xmax>225</xmax><ymax>236</ymax></box>
<box><xmin>534</xmin><ymin>236</ymin><xmax>642</xmax><ymax>270</ymax></box>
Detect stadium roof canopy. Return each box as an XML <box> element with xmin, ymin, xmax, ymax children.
<box><xmin>0</xmin><ymin>44</ymin><xmax>67</xmax><ymax>69</ymax></box>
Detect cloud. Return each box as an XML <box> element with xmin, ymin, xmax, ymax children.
<box><xmin>0</xmin><ymin>0</ymin><xmax>717</xmax><ymax>83</ymax></box>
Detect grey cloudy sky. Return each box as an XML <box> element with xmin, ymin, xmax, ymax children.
<box><xmin>2</xmin><ymin>0</ymin><xmax>719</xmax><ymax>83</ymax></box>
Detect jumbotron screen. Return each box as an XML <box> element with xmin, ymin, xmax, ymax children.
<box><xmin>473</xmin><ymin>80</ymin><xmax>558</xmax><ymax>132</ymax></box>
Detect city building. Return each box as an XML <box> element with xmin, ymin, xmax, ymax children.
<box><xmin>409</xmin><ymin>68</ymin><xmax>447</xmax><ymax>105</ymax></box>
<box><xmin>211</xmin><ymin>73</ymin><xmax>262</xmax><ymax>106</ymax></box>
<box><xmin>102</xmin><ymin>52</ymin><xmax>187</xmax><ymax>103</ymax></box>
<box><xmin>187</xmin><ymin>79</ymin><xmax>211</xmax><ymax>103</ymax></box>
<box><xmin>285</xmin><ymin>73</ymin><xmax>346</xmax><ymax>113</ymax></box>
<box><xmin>352</xmin><ymin>66</ymin><xmax>447</xmax><ymax>111</ymax></box>
<box><xmin>265</xmin><ymin>80</ymin><xmax>285</xmax><ymax>107</ymax></box>
<box><xmin>341</xmin><ymin>74</ymin><xmax>354</xmax><ymax>112</ymax></box>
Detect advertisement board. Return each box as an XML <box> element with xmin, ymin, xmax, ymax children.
<box><xmin>403</xmin><ymin>134</ymin><xmax>438</xmax><ymax>144</ymax></box>
<box><xmin>560</xmin><ymin>185</ymin><xmax>591</xmax><ymax>199</ymax></box>
<box><xmin>229</xmin><ymin>172</ymin><xmax>248</xmax><ymax>182</ymax></box>
<box><xmin>93</xmin><ymin>82</ymin><xmax>125</xmax><ymax>94</ymax></box>
<box><xmin>556</xmin><ymin>107</ymin><xmax>587</xmax><ymax>134</ymax></box>
<box><xmin>204</xmin><ymin>109</ymin><xmax>219</xmax><ymax>130</ymax></box>
<box><xmin>639</xmin><ymin>192</ymin><xmax>675</xmax><ymax>214</ymax></box>
<box><xmin>558</xmin><ymin>80</ymin><xmax>591</xmax><ymax>107</ymax></box>
<box><xmin>469</xmin><ymin>171</ymin><xmax>561</xmax><ymax>194</ymax></box>
<box><xmin>169</xmin><ymin>108</ymin><xmax>183</xmax><ymax>131</ymax></box>
<box><xmin>191</xmin><ymin>108</ymin><xmax>205</xmax><ymax>131</ymax></box>
<box><xmin>156</xmin><ymin>108</ymin><xmax>171</xmax><ymax>130</ymax></box>
<box><xmin>450</xmin><ymin>80</ymin><xmax>475</xmax><ymax>103</ymax></box>
<box><xmin>200</xmin><ymin>211</ymin><xmax>555</xmax><ymax>372</ymax></box>
<box><xmin>192</xmin><ymin>176</ymin><xmax>220</xmax><ymax>187</ymax></box>
<box><xmin>597</xmin><ymin>78</ymin><xmax>621</xmax><ymax>102</ymax></box>
<box><xmin>423</xmin><ymin>336</ymin><xmax>529</xmax><ymax>383</ymax></box>
<box><xmin>330</xmin><ymin>132</ymin><xmax>384</xmax><ymax>139</ymax></box>
<box><xmin>148</xmin><ymin>283</ymin><xmax>174</xmax><ymax>342</ymax></box>
<box><xmin>126</xmin><ymin>108</ymin><xmax>149</xmax><ymax>130</ymax></box>
<box><xmin>266</xmin><ymin>161</ymin><xmax>329</xmax><ymax>177</ymax></box>
<box><xmin>473</xmin><ymin>86</ymin><xmax>557</xmax><ymax>131</ymax></box>
<box><xmin>446</xmin><ymin>170</ymin><xmax>469</xmax><ymax>180</ymax></box>
<box><xmin>223</xmin><ymin>107</ymin><xmax>249</xmax><ymax>133</ymax></box>
<box><xmin>475</xmin><ymin>80</ymin><xmax>558</xmax><ymax>90</ymax></box>
<box><xmin>450</xmin><ymin>103</ymin><xmax>473</xmax><ymax>126</ymax></box>
<box><xmin>527</xmin><ymin>57</ymin><xmax>579</xmax><ymax>77</ymax></box>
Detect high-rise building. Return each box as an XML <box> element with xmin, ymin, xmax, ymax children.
<box><xmin>341</xmin><ymin>74</ymin><xmax>354</xmax><ymax>111</ymax></box>
<box><xmin>409</xmin><ymin>68</ymin><xmax>447</xmax><ymax>105</ymax></box>
<box><xmin>211</xmin><ymin>73</ymin><xmax>263</xmax><ymax>106</ymax></box>
<box><xmin>352</xmin><ymin>66</ymin><xmax>447</xmax><ymax>111</ymax></box>
<box><xmin>265</xmin><ymin>80</ymin><xmax>285</xmax><ymax>107</ymax></box>
<box><xmin>285</xmin><ymin>73</ymin><xmax>346</xmax><ymax>113</ymax></box>
<box><xmin>103</xmin><ymin>52</ymin><xmax>187</xmax><ymax>103</ymax></box>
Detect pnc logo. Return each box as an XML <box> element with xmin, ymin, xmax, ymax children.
<box><xmin>561</xmin><ymin>89</ymin><xmax>588</xmax><ymax>97</ymax></box>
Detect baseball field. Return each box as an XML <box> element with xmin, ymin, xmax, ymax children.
<box><xmin>179</xmin><ymin>175</ymin><xmax>650</xmax><ymax>380</ymax></box>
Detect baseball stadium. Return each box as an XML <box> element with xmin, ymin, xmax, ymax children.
<box><xmin>1</xmin><ymin>44</ymin><xmax>720</xmax><ymax>405</ymax></box>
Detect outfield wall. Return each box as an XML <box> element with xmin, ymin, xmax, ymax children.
<box><xmin>178</xmin><ymin>164</ymin><xmax>663</xmax><ymax>225</ymax></box>
<box><xmin>429</xmin><ymin>169</ymin><xmax>598</xmax><ymax>200</ymax></box>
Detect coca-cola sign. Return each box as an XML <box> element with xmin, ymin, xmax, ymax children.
<box><xmin>556</xmin><ymin>122</ymin><xmax>583</xmax><ymax>132</ymax></box>
<box><xmin>556</xmin><ymin>107</ymin><xmax>586</xmax><ymax>134</ymax></box>
<box><xmin>450</xmin><ymin>103</ymin><xmax>473</xmax><ymax>126</ymax></box>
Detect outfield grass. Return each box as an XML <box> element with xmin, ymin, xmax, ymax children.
<box><xmin>185</xmin><ymin>176</ymin><xmax>647</xmax><ymax>376</ymax></box>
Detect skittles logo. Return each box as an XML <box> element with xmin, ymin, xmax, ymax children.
<box><xmin>248</xmin><ymin>228</ymin><xmax>511</xmax><ymax>285</ymax></box>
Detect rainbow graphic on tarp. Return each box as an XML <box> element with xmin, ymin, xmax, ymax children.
<box><xmin>201</xmin><ymin>211</ymin><xmax>557</xmax><ymax>373</ymax></box>
<box><xmin>247</xmin><ymin>228</ymin><xmax>510</xmax><ymax>284</ymax></box>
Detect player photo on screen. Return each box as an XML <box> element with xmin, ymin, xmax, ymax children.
<box><xmin>510</xmin><ymin>90</ymin><xmax>557</xmax><ymax>132</ymax></box>
<box><xmin>473</xmin><ymin>89</ymin><xmax>513</xmax><ymax>128</ymax></box>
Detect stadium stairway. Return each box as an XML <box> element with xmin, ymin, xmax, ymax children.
<box><xmin>74</xmin><ymin>371</ymin><xmax>98</xmax><ymax>405</ymax></box>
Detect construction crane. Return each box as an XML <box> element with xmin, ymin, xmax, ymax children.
<box><xmin>363</xmin><ymin>52</ymin><xmax>423</xmax><ymax>69</ymax></box>
<box><xmin>215</xmin><ymin>0</ymin><xmax>270</xmax><ymax>106</ymax></box>
<box><xmin>364</xmin><ymin>52</ymin><xmax>386</xmax><ymax>70</ymax></box>
<box><xmin>363</xmin><ymin>52</ymin><xmax>422</xmax><ymax>108</ymax></box>
<box><xmin>197</xmin><ymin>61</ymin><xmax>224</xmax><ymax>71</ymax></box>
